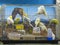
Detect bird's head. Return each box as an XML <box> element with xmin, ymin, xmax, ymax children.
<box><xmin>9</xmin><ymin>16</ymin><xmax>12</xmax><ymax>19</ymax></box>
<box><xmin>15</xmin><ymin>18</ymin><xmax>20</xmax><ymax>21</ymax></box>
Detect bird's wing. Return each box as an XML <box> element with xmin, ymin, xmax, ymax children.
<box><xmin>40</xmin><ymin>22</ymin><xmax>47</xmax><ymax>31</ymax></box>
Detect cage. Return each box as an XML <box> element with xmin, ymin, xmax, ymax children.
<box><xmin>0</xmin><ymin>4</ymin><xmax>58</xmax><ymax>40</ymax></box>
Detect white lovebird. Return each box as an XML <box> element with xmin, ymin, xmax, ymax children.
<box><xmin>35</xmin><ymin>18</ymin><xmax>40</xmax><ymax>27</ymax></box>
<box><xmin>36</xmin><ymin>5</ymin><xmax>47</xmax><ymax>16</ymax></box>
<box><xmin>35</xmin><ymin>18</ymin><xmax>47</xmax><ymax>32</ymax></box>
<box><xmin>7</xmin><ymin>16</ymin><xmax>14</xmax><ymax>24</ymax></box>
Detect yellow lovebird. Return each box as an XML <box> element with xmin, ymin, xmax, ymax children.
<box><xmin>50</xmin><ymin>19</ymin><xmax>59</xmax><ymax>25</ymax></box>
<box><xmin>7</xmin><ymin>15</ymin><xmax>14</xmax><ymax>24</ymax></box>
<box><xmin>15</xmin><ymin>18</ymin><xmax>20</xmax><ymax>21</ymax></box>
<box><xmin>9</xmin><ymin>16</ymin><xmax>12</xmax><ymax>19</ymax></box>
<box><xmin>14</xmin><ymin>18</ymin><xmax>20</xmax><ymax>24</ymax></box>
